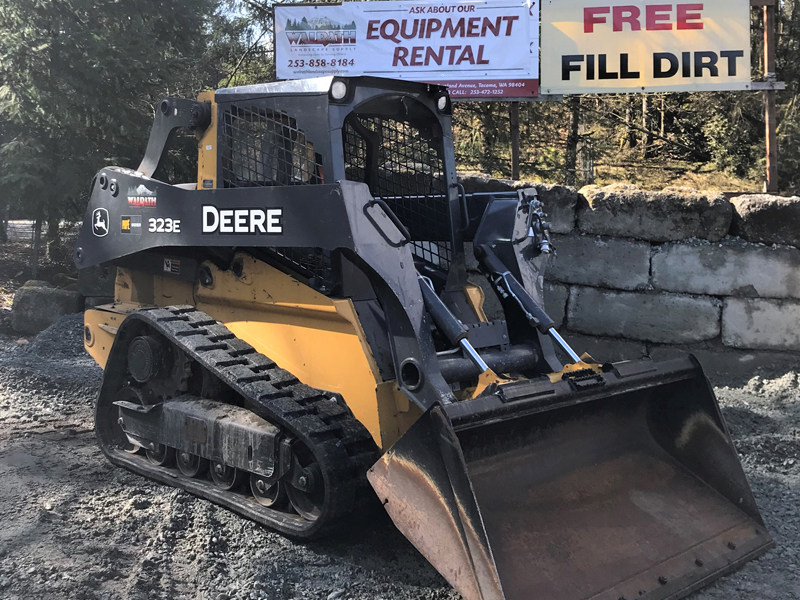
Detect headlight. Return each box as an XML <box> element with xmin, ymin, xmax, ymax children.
<box><xmin>331</xmin><ymin>80</ymin><xmax>348</xmax><ymax>100</ymax></box>
<box><xmin>437</xmin><ymin>95</ymin><xmax>449</xmax><ymax>112</ymax></box>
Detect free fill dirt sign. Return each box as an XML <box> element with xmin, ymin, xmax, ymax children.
<box><xmin>274</xmin><ymin>0</ymin><xmax>540</xmax><ymax>99</ymax></box>
<box><xmin>540</xmin><ymin>0</ymin><xmax>751</xmax><ymax>94</ymax></box>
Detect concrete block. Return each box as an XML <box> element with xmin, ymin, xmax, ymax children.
<box><xmin>652</xmin><ymin>241</ymin><xmax>800</xmax><ymax>299</ymax></box>
<box><xmin>12</xmin><ymin>285</ymin><xmax>84</xmax><ymax>335</ymax></box>
<box><xmin>559</xmin><ymin>332</ymin><xmax>648</xmax><ymax>363</ymax></box>
<box><xmin>458</xmin><ymin>176</ymin><xmax>577</xmax><ymax>234</ymax></box>
<box><xmin>567</xmin><ymin>286</ymin><xmax>721</xmax><ymax>343</ymax></box>
<box><xmin>731</xmin><ymin>194</ymin><xmax>800</xmax><ymax>248</ymax></box>
<box><xmin>545</xmin><ymin>282</ymin><xmax>568</xmax><ymax>329</ymax></box>
<box><xmin>548</xmin><ymin>234</ymin><xmax>650</xmax><ymax>290</ymax></box>
<box><xmin>459</xmin><ymin>175</ymin><xmax>516</xmax><ymax>194</ymax></box>
<box><xmin>578</xmin><ymin>184</ymin><xmax>732</xmax><ymax>242</ymax></box>
<box><xmin>649</xmin><ymin>343</ymin><xmax>800</xmax><ymax>386</ymax></box>
<box><xmin>722</xmin><ymin>298</ymin><xmax>800</xmax><ymax>351</ymax></box>
<box><xmin>536</xmin><ymin>184</ymin><xmax>577</xmax><ymax>234</ymax></box>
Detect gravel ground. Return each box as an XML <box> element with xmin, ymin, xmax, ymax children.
<box><xmin>0</xmin><ymin>314</ymin><xmax>797</xmax><ymax>600</ymax></box>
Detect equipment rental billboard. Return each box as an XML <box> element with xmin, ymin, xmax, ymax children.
<box><xmin>540</xmin><ymin>0</ymin><xmax>751</xmax><ymax>94</ymax></box>
<box><xmin>275</xmin><ymin>0</ymin><xmax>540</xmax><ymax>99</ymax></box>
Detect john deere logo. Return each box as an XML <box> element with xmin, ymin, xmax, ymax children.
<box><xmin>285</xmin><ymin>17</ymin><xmax>356</xmax><ymax>46</ymax></box>
<box><xmin>92</xmin><ymin>208</ymin><xmax>109</xmax><ymax>238</ymax></box>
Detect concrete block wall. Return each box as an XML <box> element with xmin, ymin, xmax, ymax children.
<box><xmin>460</xmin><ymin>176</ymin><xmax>800</xmax><ymax>380</ymax></box>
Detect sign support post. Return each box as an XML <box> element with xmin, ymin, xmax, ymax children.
<box><xmin>759</xmin><ymin>0</ymin><xmax>779</xmax><ymax>192</ymax></box>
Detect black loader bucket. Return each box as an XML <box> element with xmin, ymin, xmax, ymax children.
<box><xmin>368</xmin><ymin>356</ymin><xmax>772</xmax><ymax>600</ymax></box>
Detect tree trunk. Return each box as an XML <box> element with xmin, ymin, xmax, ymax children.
<box><xmin>510</xmin><ymin>102</ymin><xmax>521</xmax><ymax>180</ymax></box>
<box><xmin>0</xmin><ymin>202</ymin><xmax>8</xmax><ymax>244</ymax></box>
<box><xmin>564</xmin><ymin>97</ymin><xmax>581</xmax><ymax>186</ymax></box>
<box><xmin>626</xmin><ymin>98</ymin><xmax>637</xmax><ymax>149</ymax></box>
<box><xmin>642</xmin><ymin>94</ymin><xmax>654</xmax><ymax>159</ymax></box>
<box><xmin>47</xmin><ymin>211</ymin><xmax>60</xmax><ymax>243</ymax></box>
<box><xmin>30</xmin><ymin>215</ymin><xmax>42</xmax><ymax>280</ymax></box>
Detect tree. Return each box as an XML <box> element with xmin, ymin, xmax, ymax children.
<box><xmin>0</xmin><ymin>0</ymin><xmax>219</xmax><ymax>236</ymax></box>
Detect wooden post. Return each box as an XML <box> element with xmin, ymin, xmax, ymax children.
<box><xmin>510</xmin><ymin>101</ymin><xmax>521</xmax><ymax>180</ymax></box>
<box><xmin>763</xmin><ymin>1</ymin><xmax>778</xmax><ymax>192</ymax></box>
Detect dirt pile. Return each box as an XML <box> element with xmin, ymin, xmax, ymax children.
<box><xmin>22</xmin><ymin>312</ymin><xmax>87</xmax><ymax>359</ymax></box>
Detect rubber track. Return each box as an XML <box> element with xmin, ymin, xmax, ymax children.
<box><xmin>102</xmin><ymin>305</ymin><xmax>379</xmax><ymax>538</ymax></box>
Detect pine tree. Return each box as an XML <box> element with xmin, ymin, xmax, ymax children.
<box><xmin>0</xmin><ymin>0</ymin><xmax>218</xmax><ymax>229</ymax></box>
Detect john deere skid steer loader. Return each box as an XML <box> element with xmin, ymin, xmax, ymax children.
<box><xmin>75</xmin><ymin>76</ymin><xmax>772</xmax><ymax>600</ymax></box>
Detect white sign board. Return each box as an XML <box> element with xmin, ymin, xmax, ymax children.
<box><xmin>275</xmin><ymin>0</ymin><xmax>540</xmax><ymax>99</ymax></box>
<box><xmin>540</xmin><ymin>0</ymin><xmax>751</xmax><ymax>94</ymax></box>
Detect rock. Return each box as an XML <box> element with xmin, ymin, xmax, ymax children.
<box><xmin>731</xmin><ymin>194</ymin><xmax>800</xmax><ymax>248</ymax></box>
<box><xmin>11</xmin><ymin>284</ymin><xmax>84</xmax><ymax>335</ymax></box>
<box><xmin>577</xmin><ymin>184</ymin><xmax>732</xmax><ymax>242</ymax></box>
<box><xmin>51</xmin><ymin>273</ymin><xmax>77</xmax><ymax>288</ymax></box>
<box><xmin>547</xmin><ymin>234</ymin><xmax>650</xmax><ymax>290</ymax></box>
<box><xmin>722</xmin><ymin>298</ymin><xmax>800</xmax><ymax>351</ymax></box>
<box><xmin>22</xmin><ymin>280</ymin><xmax>52</xmax><ymax>289</ymax></box>
<box><xmin>652</xmin><ymin>241</ymin><xmax>800</xmax><ymax>299</ymax></box>
<box><xmin>567</xmin><ymin>286</ymin><xmax>721</xmax><ymax>343</ymax></box>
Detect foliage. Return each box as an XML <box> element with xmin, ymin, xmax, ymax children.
<box><xmin>0</xmin><ymin>0</ymin><xmax>220</xmax><ymax>228</ymax></box>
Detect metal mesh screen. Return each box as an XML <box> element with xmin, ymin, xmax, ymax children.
<box><xmin>343</xmin><ymin>115</ymin><xmax>451</xmax><ymax>270</ymax></box>
<box><xmin>221</xmin><ymin>104</ymin><xmax>323</xmax><ymax>187</ymax></box>
<box><xmin>219</xmin><ymin>103</ymin><xmax>330</xmax><ymax>283</ymax></box>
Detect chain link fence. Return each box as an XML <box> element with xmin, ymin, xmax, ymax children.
<box><xmin>0</xmin><ymin>220</ymin><xmax>81</xmax><ymax>281</ymax></box>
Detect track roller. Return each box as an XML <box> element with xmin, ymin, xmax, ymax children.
<box><xmin>250</xmin><ymin>474</ymin><xmax>286</xmax><ymax>507</ymax></box>
<box><xmin>211</xmin><ymin>461</ymin><xmax>245</xmax><ymax>490</ymax></box>
<box><xmin>176</xmin><ymin>451</ymin><xmax>209</xmax><ymax>478</ymax></box>
<box><xmin>146</xmin><ymin>444</ymin><xmax>175</xmax><ymax>466</ymax></box>
<box><xmin>286</xmin><ymin>448</ymin><xmax>325</xmax><ymax>521</ymax></box>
